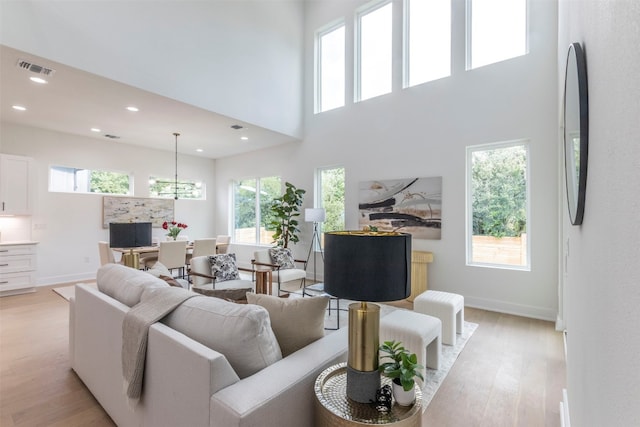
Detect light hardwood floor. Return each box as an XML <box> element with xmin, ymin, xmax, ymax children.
<box><xmin>0</xmin><ymin>285</ymin><xmax>565</xmax><ymax>427</ymax></box>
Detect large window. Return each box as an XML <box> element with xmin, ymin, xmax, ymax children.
<box><xmin>467</xmin><ymin>141</ymin><xmax>530</xmax><ymax>269</ymax></box>
<box><xmin>404</xmin><ymin>0</ymin><xmax>451</xmax><ymax>87</ymax></box>
<box><xmin>356</xmin><ymin>1</ymin><xmax>393</xmax><ymax>102</ymax></box>
<box><xmin>49</xmin><ymin>166</ymin><xmax>131</xmax><ymax>195</ymax></box>
<box><xmin>232</xmin><ymin>176</ymin><xmax>281</xmax><ymax>245</ymax></box>
<box><xmin>316</xmin><ymin>23</ymin><xmax>345</xmax><ymax>113</ymax></box>
<box><xmin>149</xmin><ymin>176</ymin><xmax>205</xmax><ymax>199</ymax></box>
<box><xmin>317</xmin><ymin>167</ymin><xmax>346</xmax><ymax>238</ymax></box>
<box><xmin>467</xmin><ymin>0</ymin><xmax>527</xmax><ymax>69</ymax></box>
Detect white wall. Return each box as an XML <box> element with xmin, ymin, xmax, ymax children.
<box><xmin>1</xmin><ymin>122</ymin><xmax>217</xmax><ymax>285</ymax></box>
<box><xmin>0</xmin><ymin>1</ymin><xmax>304</xmax><ymax>138</ymax></box>
<box><xmin>558</xmin><ymin>1</ymin><xmax>640</xmax><ymax>425</ymax></box>
<box><xmin>216</xmin><ymin>0</ymin><xmax>560</xmax><ymax>320</ymax></box>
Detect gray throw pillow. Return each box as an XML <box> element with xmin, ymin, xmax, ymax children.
<box><xmin>268</xmin><ymin>247</ymin><xmax>295</xmax><ymax>269</ymax></box>
<box><xmin>208</xmin><ymin>253</ymin><xmax>240</xmax><ymax>282</ymax></box>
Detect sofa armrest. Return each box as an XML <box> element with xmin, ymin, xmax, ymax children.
<box><xmin>142</xmin><ymin>323</ymin><xmax>240</xmax><ymax>427</ymax></box>
<box><xmin>209</xmin><ymin>327</ymin><xmax>348</xmax><ymax>427</ymax></box>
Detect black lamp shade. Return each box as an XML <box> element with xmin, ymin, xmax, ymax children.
<box><xmin>324</xmin><ymin>231</ymin><xmax>411</xmax><ymax>302</ymax></box>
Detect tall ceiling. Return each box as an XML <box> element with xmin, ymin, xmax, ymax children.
<box><xmin>0</xmin><ymin>1</ymin><xmax>304</xmax><ymax>159</ymax></box>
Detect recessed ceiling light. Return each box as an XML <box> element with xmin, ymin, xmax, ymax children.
<box><xmin>29</xmin><ymin>76</ymin><xmax>47</xmax><ymax>84</ymax></box>
<box><xmin>12</xmin><ymin>105</ymin><xmax>26</xmax><ymax>111</ymax></box>
<box><xmin>240</xmin><ymin>136</ymin><xmax>249</xmax><ymax>141</ymax></box>
<box><xmin>91</xmin><ymin>128</ymin><xmax>101</xmax><ymax>133</ymax></box>
<box><xmin>196</xmin><ymin>148</ymin><xmax>203</xmax><ymax>153</ymax></box>
<box><xmin>126</xmin><ymin>106</ymin><xmax>139</xmax><ymax>112</ymax></box>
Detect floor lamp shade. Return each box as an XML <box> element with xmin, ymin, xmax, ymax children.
<box><xmin>323</xmin><ymin>231</ymin><xmax>411</xmax><ymax>403</ymax></box>
<box><xmin>324</xmin><ymin>231</ymin><xmax>411</xmax><ymax>302</ymax></box>
<box><xmin>305</xmin><ymin>208</ymin><xmax>326</xmax><ymax>223</ymax></box>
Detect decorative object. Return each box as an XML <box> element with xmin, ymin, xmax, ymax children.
<box><xmin>359</xmin><ymin>177</ymin><xmax>442</xmax><ymax>239</ymax></box>
<box><xmin>269</xmin><ymin>182</ymin><xmax>306</xmax><ymax>248</ymax></box>
<box><xmin>173</xmin><ymin>132</ymin><xmax>180</xmax><ymax>200</ymax></box>
<box><xmin>304</xmin><ymin>208</ymin><xmax>325</xmax><ymax>283</ymax></box>
<box><xmin>314</xmin><ymin>363</ymin><xmax>422</xmax><ymax>427</ymax></box>
<box><xmin>379</xmin><ymin>340</ymin><xmax>424</xmax><ymax>406</ymax></box>
<box><xmin>162</xmin><ymin>220</ymin><xmax>188</xmax><ymax>240</ymax></box>
<box><xmin>563</xmin><ymin>42</ymin><xmax>589</xmax><ymax>225</ymax></box>
<box><xmin>102</xmin><ymin>196</ymin><xmax>174</xmax><ymax>228</ymax></box>
<box><xmin>324</xmin><ymin>231</ymin><xmax>411</xmax><ymax>403</ymax></box>
<box><xmin>375</xmin><ymin>384</ymin><xmax>393</xmax><ymax>413</ymax></box>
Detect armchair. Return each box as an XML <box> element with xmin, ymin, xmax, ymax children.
<box><xmin>189</xmin><ymin>255</ymin><xmax>254</xmax><ymax>291</ymax></box>
<box><xmin>252</xmin><ymin>249</ymin><xmax>307</xmax><ymax>296</ymax></box>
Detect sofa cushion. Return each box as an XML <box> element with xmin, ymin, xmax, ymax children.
<box><xmin>97</xmin><ymin>263</ymin><xmax>169</xmax><ymax>307</ymax></box>
<box><xmin>160</xmin><ymin>295</ymin><xmax>282</xmax><ymax>378</ymax></box>
<box><xmin>268</xmin><ymin>247</ymin><xmax>295</xmax><ymax>269</ymax></box>
<box><xmin>246</xmin><ymin>293</ymin><xmax>328</xmax><ymax>357</ymax></box>
<box><xmin>209</xmin><ymin>253</ymin><xmax>240</xmax><ymax>282</ymax></box>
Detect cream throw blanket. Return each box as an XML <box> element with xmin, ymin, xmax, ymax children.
<box><xmin>122</xmin><ymin>287</ymin><xmax>197</xmax><ymax>401</ymax></box>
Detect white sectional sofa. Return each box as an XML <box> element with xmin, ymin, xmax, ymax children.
<box><xmin>69</xmin><ymin>264</ymin><xmax>349</xmax><ymax>427</ymax></box>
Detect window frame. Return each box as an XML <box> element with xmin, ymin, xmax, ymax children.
<box><xmin>48</xmin><ymin>165</ymin><xmax>132</xmax><ymax>195</ymax></box>
<box><xmin>315</xmin><ymin>20</ymin><xmax>346</xmax><ymax>114</ymax></box>
<box><xmin>355</xmin><ymin>0</ymin><xmax>394</xmax><ymax>103</ymax></box>
<box><xmin>466</xmin><ymin>139</ymin><xmax>531</xmax><ymax>270</ymax></box>
<box><xmin>231</xmin><ymin>176</ymin><xmax>281</xmax><ymax>245</ymax></box>
<box><xmin>314</xmin><ymin>166</ymin><xmax>346</xmax><ymax>250</ymax></box>
<box><xmin>465</xmin><ymin>0</ymin><xmax>529</xmax><ymax>70</ymax></box>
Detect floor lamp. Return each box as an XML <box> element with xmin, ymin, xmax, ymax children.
<box><xmin>305</xmin><ymin>208</ymin><xmax>325</xmax><ymax>283</ymax></box>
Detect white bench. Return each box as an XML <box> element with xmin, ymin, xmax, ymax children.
<box><xmin>414</xmin><ymin>290</ymin><xmax>464</xmax><ymax>346</ymax></box>
<box><xmin>380</xmin><ymin>310</ymin><xmax>442</xmax><ymax>389</ymax></box>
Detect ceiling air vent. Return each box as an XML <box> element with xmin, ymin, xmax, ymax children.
<box><xmin>104</xmin><ymin>134</ymin><xmax>121</xmax><ymax>139</ymax></box>
<box><xmin>230</xmin><ymin>124</ymin><xmax>244</xmax><ymax>130</ymax></box>
<box><xmin>16</xmin><ymin>59</ymin><xmax>56</xmax><ymax>76</ymax></box>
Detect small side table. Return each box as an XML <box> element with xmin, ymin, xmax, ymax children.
<box><xmin>254</xmin><ymin>269</ymin><xmax>272</xmax><ymax>295</ymax></box>
<box><xmin>315</xmin><ymin>363</ymin><xmax>422</xmax><ymax>427</ymax></box>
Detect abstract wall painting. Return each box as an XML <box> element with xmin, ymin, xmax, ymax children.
<box><xmin>102</xmin><ymin>196</ymin><xmax>174</xmax><ymax>228</ymax></box>
<box><xmin>358</xmin><ymin>177</ymin><xmax>442</xmax><ymax>239</ymax></box>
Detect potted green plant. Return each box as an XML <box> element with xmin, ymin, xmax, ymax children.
<box><xmin>269</xmin><ymin>182</ymin><xmax>305</xmax><ymax>248</ymax></box>
<box><xmin>379</xmin><ymin>340</ymin><xmax>424</xmax><ymax>406</ymax></box>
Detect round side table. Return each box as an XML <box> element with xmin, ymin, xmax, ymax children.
<box><xmin>314</xmin><ymin>363</ymin><xmax>422</xmax><ymax>426</ymax></box>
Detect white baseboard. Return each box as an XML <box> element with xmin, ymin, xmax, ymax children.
<box><xmin>464</xmin><ymin>295</ymin><xmax>557</xmax><ymax>321</ymax></box>
<box><xmin>560</xmin><ymin>389</ymin><xmax>570</xmax><ymax>427</ymax></box>
<box><xmin>36</xmin><ymin>272</ymin><xmax>96</xmax><ymax>287</ymax></box>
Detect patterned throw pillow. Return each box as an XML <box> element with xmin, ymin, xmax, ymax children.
<box><xmin>208</xmin><ymin>253</ymin><xmax>240</xmax><ymax>282</ymax></box>
<box><xmin>268</xmin><ymin>247</ymin><xmax>295</xmax><ymax>270</ymax></box>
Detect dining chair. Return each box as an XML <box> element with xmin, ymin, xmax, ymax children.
<box><xmin>186</xmin><ymin>238</ymin><xmax>217</xmax><ymax>270</ymax></box>
<box><xmin>156</xmin><ymin>240</ymin><xmax>188</xmax><ymax>278</ymax></box>
<box><xmin>98</xmin><ymin>241</ymin><xmax>119</xmax><ymax>266</ymax></box>
<box><xmin>216</xmin><ymin>235</ymin><xmax>231</xmax><ymax>254</ymax></box>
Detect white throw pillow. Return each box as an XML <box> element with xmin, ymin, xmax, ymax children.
<box><xmin>160</xmin><ymin>295</ymin><xmax>282</xmax><ymax>378</ymax></box>
<box><xmin>146</xmin><ymin>261</ymin><xmax>172</xmax><ymax>278</ymax></box>
<box><xmin>246</xmin><ymin>293</ymin><xmax>328</xmax><ymax>357</ymax></box>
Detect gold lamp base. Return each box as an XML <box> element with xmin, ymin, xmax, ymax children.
<box><xmin>346</xmin><ymin>302</ymin><xmax>380</xmax><ymax>403</ymax></box>
<box><xmin>122</xmin><ymin>249</ymin><xmax>140</xmax><ymax>269</ymax></box>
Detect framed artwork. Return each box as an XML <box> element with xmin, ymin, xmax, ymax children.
<box><xmin>358</xmin><ymin>177</ymin><xmax>442</xmax><ymax>239</ymax></box>
<box><xmin>102</xmin><ymin>196</ymin><xmax>174</xmax><ymax>228</ymax></box>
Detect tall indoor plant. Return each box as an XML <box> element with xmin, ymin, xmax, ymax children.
<box><xmin>379</xmin><ymin>340</ymin><xmax>424</xmax><ymax>406</ymax></box>
<box><xmin>269</xmin><ymin>182</ymin><xmax>305</xmax><ymax>248</ymax></box>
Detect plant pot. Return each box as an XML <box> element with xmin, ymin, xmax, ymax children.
<box><xmin>392</xmin><ymin>382</ymin><xmax>415</xmax><ymax>406</ymax></box>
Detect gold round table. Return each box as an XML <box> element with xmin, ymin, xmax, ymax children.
<box><xmin>314</xmin><ymin>363</ymin><xmax>422</xmax><ymax>426</ymax></box>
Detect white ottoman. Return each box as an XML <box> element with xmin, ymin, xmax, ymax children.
<box><xmin>380</xmin><ymin>310</ymin><xmax>442</xmax><ymax>389</ymax></box>
<box><xmin>414</xmin><ymin>290</ymin><xmax>464</xmax><ymax>346</ymax></box>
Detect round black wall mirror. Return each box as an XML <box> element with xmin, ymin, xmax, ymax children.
<box><xmin>563</xmin><ymin>42</ymin><xmax>589</xmax><ymax>225</ymax></box>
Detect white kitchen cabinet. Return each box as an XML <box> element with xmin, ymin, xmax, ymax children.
<box><xmin>0</xmin><ymin>242</ymin><xmax>38</xmax><ymax>296</ymax></box>
<box><xmin>0</xmin><ymin>154</ymin><xmax>34</xmax><ymax>215</ymax></box>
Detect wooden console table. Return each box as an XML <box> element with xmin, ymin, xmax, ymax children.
<box><xmin>408</xmin><ymin>251</ymin><xmax>433</xmax><ymax>302</ymax></box>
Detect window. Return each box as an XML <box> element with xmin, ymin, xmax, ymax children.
<box><xmin>404</xmin><ymin>0</ymin><xmax>451</xmax><ymax>87</ymax></box>
<box><xmin>316</xmin><ymin>23</ymin><xmax>345</xmax><ymax>113</ymax></box>
<box><xmin>467</xmin><ymin>141</ymin><xmax>529</xmax><ymax>269</ymax></box>
<box><xmin>149</xmin><ymin>176</ymin><xmax>205</xmax><ymax>200</ymax></box>
<box><xmin>316</xmin><ymin>167</ymin><xmax>346</xmax><ymax>246</ymax></box>
<box><xmin>232</xmin><ymin>176</ymin><xmax>281</xmax><ymax>245</ymax></box>
<box><xmin>49</xmin><ymin>166</ymin><xmax>131</xmax><ymax>195</ymax></box>
<box><xmin>356</xmin><ymin>1</ymin><xmax>393</xmax><ymax>102</ymax></box>
<box><xmin>467</xmin><ymin>0</ymin><xmax>527</xmax><ymax>69</ymax></box>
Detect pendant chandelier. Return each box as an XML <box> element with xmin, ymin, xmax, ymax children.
<box><xmin>173</xmin><ymin>132</ymin><xmax>180</xmax><ymax>200</ymax></box>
